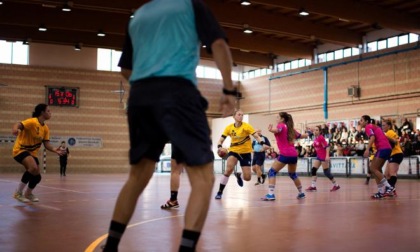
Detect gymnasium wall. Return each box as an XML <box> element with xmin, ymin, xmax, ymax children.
<box><xmin>242</xmin><ymin>46</ymin><xmax>420</xmax><ymax>134</ymax></box>
<box><xmin>0</xmin><ymin>45</ymin><xmax>419</xmax><ymax>173</ymax></box>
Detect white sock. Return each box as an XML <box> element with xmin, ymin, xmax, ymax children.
<box><xmin>268</xmin><ymin>185</ymin><xmax>275</xmax><ymax>195</ymax></box>
<box><xmin>17</xmin><ymin>182</ymin><xmax>26</xmax><ymax>193</ymax></box>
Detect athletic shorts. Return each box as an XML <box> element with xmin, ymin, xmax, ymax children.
<box><xmin>171</xmin><ymin>146</ymin><xmax>185</xmax><ymax>164</ymax></box>
<box><xmin>278</xmin><ymin>155</ymin><xmax>298</xmax><ymax>164</ymax></box>
<box><xmin>375</xmin><ymin>148</ymin><xmax>392</xmax><ymax>160</ymax></box>
<box><xmin>227</xmin><ymin>152</ymin><xmax>252</xmax><ymax>167</ymax></box>
<box><xmin>127</xmin><ymin>77</ymin><xmax>214</xmax><ymax>166</ymax></box>
<box><xmin>14</xmin><ymin>151</ymin><xmax>39</xmax><ymax>165</ymax></box>
<box><xmin>316</xmin><ymin>156</ymin><xmax>326</xmax><ymax>162</ymax></box>
<box><xmin>389</xmin><ymin>153</ymin><xmax>403</xmax><ymax>164</ymax></box>
<box><xmin>252</xmin><ymin>152</ymin><xmax>266</xmax><ymax>166</ymax></box>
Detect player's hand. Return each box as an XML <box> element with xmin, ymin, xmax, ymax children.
<box><xmin>219</xmin><ymin>94</ymin><xmax>235</xmax><ymax>117</ymax></box>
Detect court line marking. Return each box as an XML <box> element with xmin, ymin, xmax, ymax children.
<box><xmin>84</xmin><ymin>196</ymin><xmax>420</xmax><ymax>251</ymax></box>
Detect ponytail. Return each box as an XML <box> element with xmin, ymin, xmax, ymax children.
<box><xmin>361</xmin><ymin>115</ymin><xmax>374</xmax><ymax>124</ymax></box>
<box><xmin>279</xmin><ymin>112</ymin><xmax>295</xmax><ymax>142</ymax></box>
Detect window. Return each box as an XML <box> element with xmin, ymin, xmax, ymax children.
<box><xmin>399</xmin><ymin>34</ymin><xmax>409</xmax><ymax>45</ymax></box>
<box><xmin>387</xmin><ymin>36</ymin><xmax>398</xmax><ymax>48</ymax></box>
<box><xmin>291</xmin><ymin>60</ymin><xmax>299</xmax><ymax>69</ymax></box>
<box><xmin>352</xmin><ymin>48</ymin><xmax>360</xmax><ymax>56</ymax></box>
<box><xmin>305</xmin><ymin>59</ymin><xmax>312</xmax><ymax>66</ymax></box>
<box><xmin>254</xmin><ymin>69</ymin><xmax>261</xmax><ymax>77</ymax></box>
<box><xmin>343</xmin><ymin>48</ymin><xmax>352</xmax><ymax>57</ymax></box>
<box><xmin>278</xmin><ymin>63</ymin><xmax>285</xmax><ymax>72</ymax></box>
<box><xmin>334</xmin><ymin>49</ymin><xmax>343</xmax><ymax>60</ymax></box>
<box><xmin>409</xmin><ymin>33</ymin><xmax>419</xmax><ymax>43</ymax></box>
<box><xmin>0</xmin><ymin>40</ymin><xmax>29</xmax><ymax>65</ymax></box>
<box><xmin>367</xmin><ymin>41</ymin><xmax>377</xmax><ymax>52</ymax></box>
<box><xmin>284</xmin><ymin>62</ymin><xmax>291</xmax><ymax>71</ymax></box>
<box><xmin>377</xmin><ymin>39</ymin><xmax>387</xmax><ymax>50</ymax></box>
<box><xmin>326</xmin><ymin>51</ymin><xmax>334</xmax><ymax>61</ymax></box>
<box><xmin>97</xmin><ymin>48</ymin><xmax>121</xmax><ymax>71</ymax></box>
<box><xmin>318</xmin><ymin>53</ymin><xmax>326</xmax><ymax>63</ymax></box>
<box><xmin>298</xmin><ymin>59</ymin><xmax>306</xmax><ymax>68</ymax></box>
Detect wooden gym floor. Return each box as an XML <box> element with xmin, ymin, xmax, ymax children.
<box><xmin>1</xmin><ymin>172</ymin><xmax>419</xmax><ymax>252</ymax></box>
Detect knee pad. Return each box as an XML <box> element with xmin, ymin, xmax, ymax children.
<box><xmin>323</xmin><ymin>168</ymin><xmax>334</xmax><ymax>180</ymax></box>
<box><xmin>28</xmin><ymin>174</ymin><xmax>42</xmax><ymax>189</ymax></box>
<box><xmin>311</xmin><ymin>167</ymin><xmax>318</xmax><ymax>176</ymax></box>
<box><xmin>288</xmin><ymin>172</ymin><xmax>298</xmax><ymax>180</ymax></box>
<box><xmin>268</xmin><ymin>168</ymin><xmax>277</xmax><ymax>178</ymax></box>
<box><xmin>21</xmin><ymin>171</ymin><xmax>33</xmax><ymax>184</ymax></box>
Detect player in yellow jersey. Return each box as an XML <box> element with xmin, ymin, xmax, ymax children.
<box><xmin>382</xmin><ymin>119</ymin><xmax>403</xmax><ymax>196</ymax></box>
<box><xmin>215</xmin><ymin>109</ymin><xmax>268</xmax><ymax>199</ymax></box>
<box><xmin>12</xmin><ymin>104</ymin><xmax>64</xmax><ymax>203</ymax></box>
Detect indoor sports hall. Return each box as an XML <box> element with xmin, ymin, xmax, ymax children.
<box><xmin>1</xmin><ymin>1</ymin><xmax>420</xmax><ymax>251</ymax></box>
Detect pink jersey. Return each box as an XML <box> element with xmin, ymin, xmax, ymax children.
<box><xmin>274</xmin><ymin>123</ymin><xmax>301</xmax><ymax>157</ymax></box>
<box><xmin>365</xmin><ymin>124</ymin><xmax>391</xmax><ymax>150</ymax></box>
<box><xmin>313</xmin><ymin>135</ymin><xmax>329</xmax><ymax>159</ymax></box>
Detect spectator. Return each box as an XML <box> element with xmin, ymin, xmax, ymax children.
<box><xmin>355</xmin><ymin>139</ymin><xmax>366</xmax><ymax>156</ymax></box>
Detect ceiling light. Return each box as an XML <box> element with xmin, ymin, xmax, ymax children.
<box><xmin>38</xmin><ymin>25</ymin><xmax>47</xmax><ymax>32</ymax></box>
<box><xmin>299</xmin><ymin>8</ymin><xmax>309</xmax><ymax>16</ymax></box>
<box><xmin>240</xmin><ymin>0</ymin><xmax>251</xmax><ymax>6</ymax></box>
<box><xmin>74</xmin><ymin>43</ymin><xmax>82</xmax><ymax>51</ymax></box>
<box><xmin>130</xmin><ymin>9</ymin><xmax>136</xmax><ymax>19</ymax></box>
<box><xmin>23</xmin><ymin>38</ymin><xmax>31</xmax><ymax>45</ymax></box>
<box><xmin>62</xmin><ymin>1</ymin><xmax>73</xmax><ymax>12</ymax></box>
<box><xmin>0</xmin><ymin>1</ymin><xmax>3</xmax><ymax>5</ymax></box>
<box><xmin>97</xmin><ymin>30</ymin><xmax>106</xmax><ymax>37</ymax></box>
<box><xmin>243</xmin><ymin>24</ymin><xmax>253</xmax><ymax>34</ymax></box>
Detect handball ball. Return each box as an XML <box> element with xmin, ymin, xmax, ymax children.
<box><xmin>217</xmin><ymin>148</ymin><xmax>228</xmax><ymax>158</ymax></box>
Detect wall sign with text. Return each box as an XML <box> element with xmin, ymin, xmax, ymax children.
<box><xmin>46</xmin><ymin>86</ymin><xmax>79</xmax><ymax>107</ymax></box>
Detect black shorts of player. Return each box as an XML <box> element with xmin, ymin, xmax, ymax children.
<box><xmin>389</xmin><ymin>153</ymin><xmax>404</xmax><ymax>164</ymax></box>
<box><xmin>171</xmin><ymin>146</ymin><xmax>185</xmax><ymax>164</ymax></box>
<box><xmin>227</xmin><ymin>152</ymin><xmax>252</xmax><ymax>167</ymax></box>
<box><xmin>252</xmin><ymin>152</ymin><xmax>266</xmax><ymax>166</ymax></box>
<box><xmin>14</xmin><ymin>151</ymin><xmax>39</xmax><ymax>165</ymax></box>
<box><xmin>127</xmin><ymin>77</ymin><xmax>214</xmax><ymax>167</ymax></box>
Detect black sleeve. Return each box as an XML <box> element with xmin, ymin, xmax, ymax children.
<box><xmin>118</xmin><ymin>24</ymin><xmax>133</xmax><ymax>70</ymax></box>
<box><xmin>264</xmin><ymin>136</ymin><xmax>271</xmax><ymax>147</ymax></box>
<box><xmin>191</xmin><ymin>0</ymin><xmax>227</xmax><ymax>54</ymax></box>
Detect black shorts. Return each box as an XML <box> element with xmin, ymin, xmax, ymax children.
<box><xmin>252</xmin><ymin>152</ymin><xmax>266</xmax><ymax>166</ymax></box>
<box><xmin>227</xmin><ymin>152</ymin><xmax>252</xmax><ymax>167</ymax></box>
<box><xmin>14</xmin><ymin>151</ymin><xmax>39</xmax><ymax>165</ymax></box>
<box><xmin>171</xmin><ymin>146</ymin><xmax>185</xmax><ymax>164</ymax></box>
<box><xmin>127</xmin><ymin>77</ymin><xmax>214</xmax><ymax>167</ymax></box>
<box><xmin>389</xmin><ymin>153</ymin><xmax>404</xmax><ymax>164</ymax></box>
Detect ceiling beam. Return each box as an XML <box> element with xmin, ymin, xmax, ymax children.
<box><xmin>206</xmin><ymin>0</ymin><xmax>362</xmax><ymax>46</ymax></box>
<box><xmin>250</xmin><ymin>0</ymin><xmax>420</xmax><ymax>33</ymax></box>
<box><xmin>224</xmin><ymin>29</ymin><xmax>313</xmax><ymax>59</ymax></box>
<box><xmin>201</xmin><ymin>48</ymin><xmax>273</xmax><ymax>68</ymax></box>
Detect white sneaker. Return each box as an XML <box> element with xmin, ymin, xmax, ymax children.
<box><xmin>13</xmin><ymin>191</ymin><xmax>30</xmax><ymax>203</ymax></box>
<box><xmin>25</xmin><ymin>193</ymin><xmax>39</xmax><ymax>202</ymax></box>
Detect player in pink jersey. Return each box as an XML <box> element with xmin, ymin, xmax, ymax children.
<box><xmin>262</xmin><ymin>112</ymin><xmax>308</xmax><ymax>201</ymax></box>
<box><xmin>359</xmin><ymin>115</ymin><xmax>393</xmax><ymax>199</ymax></box>
<box><xmin>306</xmin><ymin>125</ymin><xmax>340</xmax><ymax>192</ymax></box>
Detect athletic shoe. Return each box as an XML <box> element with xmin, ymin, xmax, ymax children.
<box><xmin>215</xmin><ymin>192</ymin><xmax>222</xmax><ymax>200</ymax></box>
<box><xmin>25</xmin><ymin>194</ymin><xmax>39</xmax><ymax>202</ymax></box>
<box><xmin>330</xmin><ymin>185</ymin><xmax>341</xmax><ymax>192</ymax></box>
<box><xmin>13</xmin><ymin>191</ymin><xmax>30</xmax><ymax>203</ymax></box>
<box><xmin>235</xmin><ymin>172</ymin><xmax>243</xmax><ymax>187</ymax></box>
<box><xmin>261</xmin><ymin>194</ymin><xmax>275</xmax><ymax>201</ymax></box>
<box><xmin>305</xmin><ymin>186</ymin><xmax>317</xmax><ymax>192</ymax></box>
<box><xmin>384</xmin><ymin>187</ymin><xmax>395</xmax><ymax>197</ymax></box>
<box><xmin>371</xmin><ymin>192</ymin><xmax>384</xmax><ymax>199</ymax></box>
<box><xmin>160</xmin><ymin>200</ymin><xmax>179</xmax><ymax>209</ymax></box>
<box><xmin>254</xmin><ymin>181</ymin><xmax>261</xmax><ymax>186</ymax></box>
<box><xmin>297</xmin><ymin>192</ymin><xmax>306</xmax><ymax>199</ymax></box>
<box><xmin>261</xmin><ymin>174</ymin><xmax>267</xmax><ymax>184</ymax></box>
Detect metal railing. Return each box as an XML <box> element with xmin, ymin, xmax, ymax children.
<box><xmin>156</xmin><ymin>156</ymin><xmax>420</xmax><ymax>179</ymax></box>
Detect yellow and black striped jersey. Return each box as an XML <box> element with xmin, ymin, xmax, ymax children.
<box><xmin>222</xmin><ymin>122</ymin><xmax>255</xmax><ymax>154</ymax></box>
<box><xmin>12</xmin><ymin>118</ymin><xmax>50</xmax><ymax>157</ymax></box>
